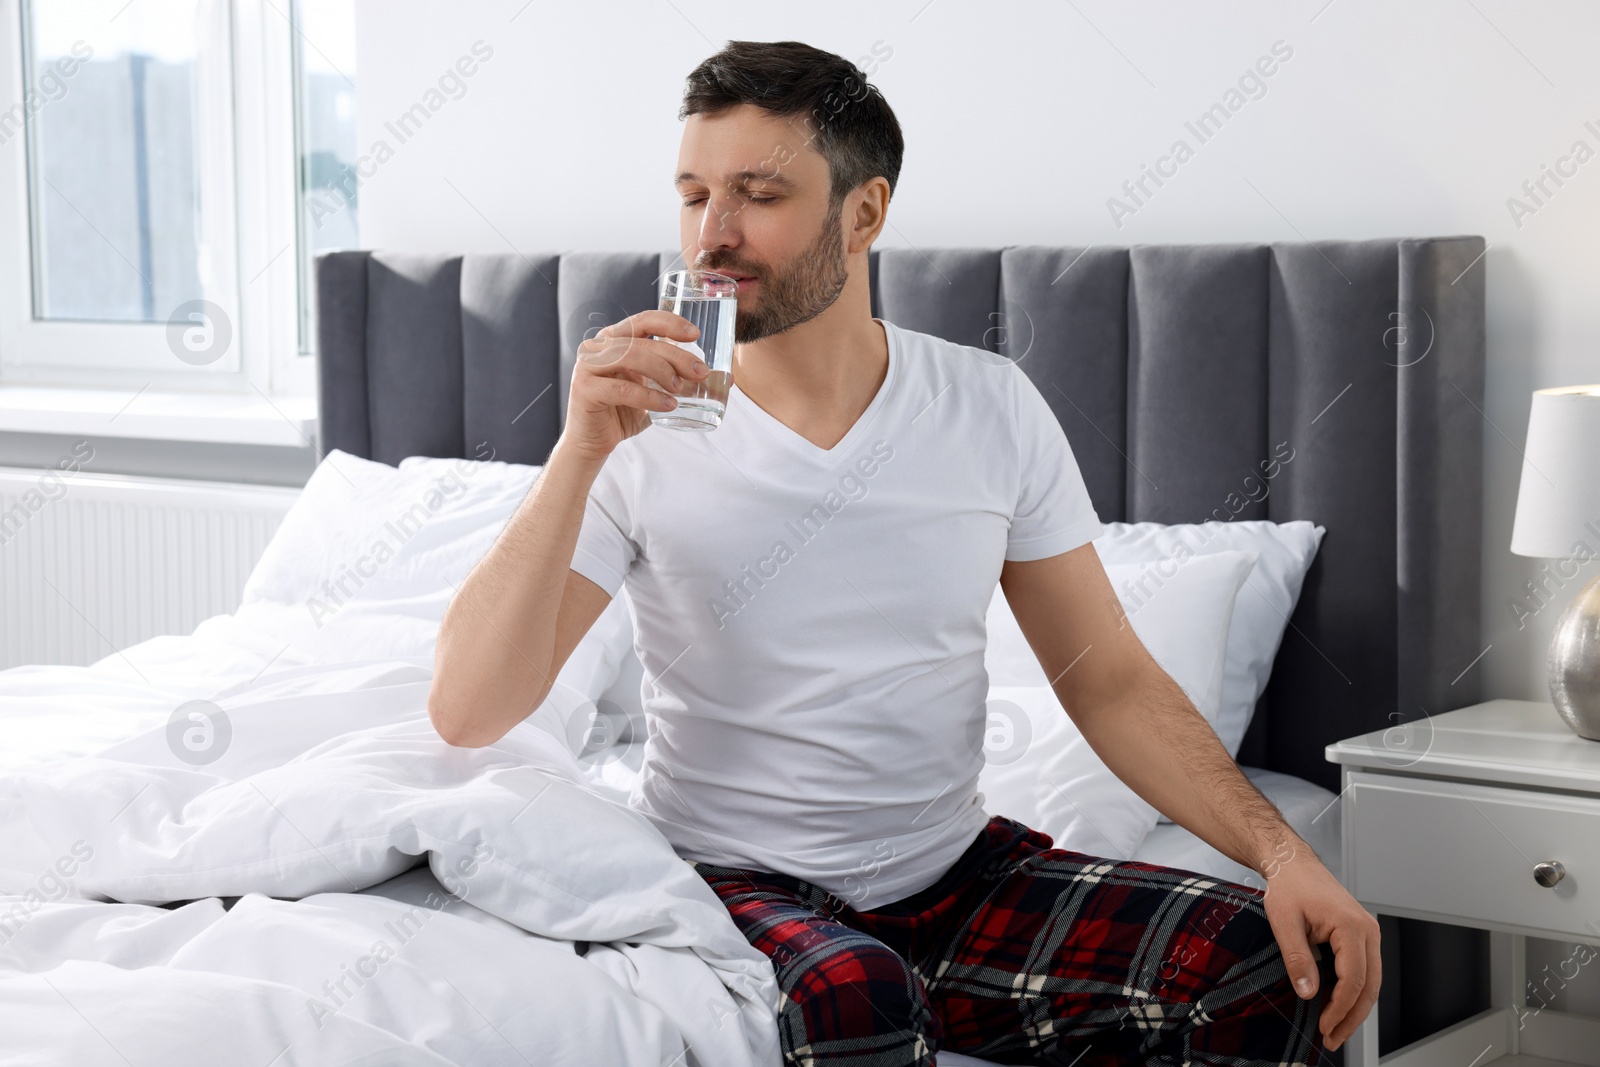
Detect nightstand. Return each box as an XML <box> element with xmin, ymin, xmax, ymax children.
<box><xmin>1327</xmin><ymin>699</ymin><xmax>1600</xmax><ymax>1067</ymax></box>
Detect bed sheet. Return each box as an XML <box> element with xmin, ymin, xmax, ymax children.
<box><xmin>0</xmin><ymin>623</ymin><xmax>782</xmax><ymax>1067</ymax></box>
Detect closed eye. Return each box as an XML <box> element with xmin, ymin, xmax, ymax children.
<box><xmin>682</xmin><ymin>195</ymin><xmax>778</xmax><ymax>207</ymax></box>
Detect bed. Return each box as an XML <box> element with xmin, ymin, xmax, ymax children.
<box><xmin>0</xmin><ymin>236</ymin><xmax>1486</xmax><ymax>1065</ymax></box>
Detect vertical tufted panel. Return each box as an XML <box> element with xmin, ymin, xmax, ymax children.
<box><xmin>1127</xmin><ymin>245</ymin><xmax>1270</xmax><ymax>524</ymax></box>
<box><xmin>1249</xmin><ymin>239</ymin><xmax>1401</xmax><ymax>784</ymax></box>
<box><xmin>366</xmin><ymin>253</ymin><xmax>464</xmax><ymax>465</ymax></box>
<box><xmin>314</xmin><ymin>251</ymin><xmax>371</xmax><ymax>460</ymax></box>
<box><xmin>460</xmin><ymin>254</ymin><xmax>562</xmax><ymax>465</ymax></box>
<box><xmin>1000</xmin><ymin>247</ymin><xmax>1130</xmax><ymax>524</ymax></box>
<box><xmin>1396</xmin><ymin>237</ymin><xmax>1487</xmax><ymax>717</ymax></box>
<box><xmin>555</xmin><ymin>253</ymin><xmax>662</xmax><ymax>426</ymax></box>
<box><xmin>658</xmin><ymin>248</ymin><xmax>689</xmax><ymax>277</ymax></box>
<box><xmin>873</xmin><ymin>248</ymin><xmax>1003</xmax><ymax>353</ymax></box>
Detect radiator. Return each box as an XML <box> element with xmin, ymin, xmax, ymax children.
<box><xmin>0</xmin><ymin>465</ymin><xmax>301</xmax><ymax>670</ymax></box>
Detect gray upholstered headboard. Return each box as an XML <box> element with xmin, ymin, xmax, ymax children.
<box><xmin>314</xmin><ymin>238</ymin><xmax>1487</xmax><ymax>793</ymax></box>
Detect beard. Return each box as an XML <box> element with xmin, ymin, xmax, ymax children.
<box><xmin>699</xmin><ymin>197</ymin><xmax>850</xmax><ymax>344</ymax></box>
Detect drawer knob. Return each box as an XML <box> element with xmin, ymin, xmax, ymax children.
<box><xmin>1534</xmin><ymin>861</ymin><xmax>1566</xmax><ymax>888</ymax></box>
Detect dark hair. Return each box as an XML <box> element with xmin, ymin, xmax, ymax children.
<box><xmin>679</xmin><ymin>40</ymin><xmax>903</xmax><ymax>207</ymax></box>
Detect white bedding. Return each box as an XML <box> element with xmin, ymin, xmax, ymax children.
<box><xmin>1</xmin><ymin>615</ymin><xmax>1339</xmax><ymax>1067</ymax></box>
<box><xmin>0</xmin><ymin>643</ymin><xmax>781</xmax><ymax>1067</ymax></box>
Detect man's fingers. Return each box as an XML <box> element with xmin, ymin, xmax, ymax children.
<box><xmin>622</xmin><ymin>341</ymin><xmax>710</xmax><ymax>388</ymax></box>
<box><xmin>606</xmin><ymin>346</ymin><xmax>685</xmax><ymax>392</ymax></box>
<box><xmin>1319</xmin><ymin>927</ymin><xmax>1368</xmax><ymax>1049</ymax></box>
<box><xmin>1326</xmin><ymin>921</ymin><xmax>1382</xmax><ymax>1049</ymax></box>
<box><xmin>1329</xmin><ymin>978</ymin><xmax>1380</xmax><ymax>1050</ymax></box>
<box><xmin>584</xmin><ymin>376</ymin><xmax>677</xmax><ymax>413</ymax></box>
<box><xmin>1267</xmin><ymin>909</ymin><xmax>1319</xmax><ymax>1001</ymax></box>
<box><xmin>582</xmin><ymin>337</ymin><xmax>709</xmax><ymax>385</ymax></box>
<box><xmin>594</xmin><ymin>309</ymin><xmax>701</xmax><ymax>343</ymax></box>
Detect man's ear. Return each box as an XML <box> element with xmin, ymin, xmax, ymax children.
<box><xmin>848</xmin><ymin>177</ymin><xmax>891</xmax><ymax>254</ymax></box>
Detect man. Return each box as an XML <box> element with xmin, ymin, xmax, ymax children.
<box><xmin>428</xmin><ymin>39</ymin><xmax>1378</xmax><ymax>1066</ymax></box>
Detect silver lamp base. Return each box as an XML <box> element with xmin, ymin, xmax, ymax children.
<box><xmin>1550</xmin><ymin>573</ymin><xmax>1600</xmax><ymax>740</ymax></box>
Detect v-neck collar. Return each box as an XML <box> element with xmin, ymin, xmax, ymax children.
<box><xmin>729</xmin><ymin>317</ymin><xmax>899</xmax><ymax>465</ymax></box>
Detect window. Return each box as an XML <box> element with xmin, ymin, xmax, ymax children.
<box><xmin>25</xmin><ymin>1</ymin><xmax>220</xmax><ymax>325</ymax></box>
<box><xmin>0</xmin><ymin>0</ymin><xmax>356</xmax><ymax>398</ymax></box>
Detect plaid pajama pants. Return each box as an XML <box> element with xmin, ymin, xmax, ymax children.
<box><xmin>690</xmin><ymin>814</ymin><xmax>1336</xmax><ymax>1066</ymax></box>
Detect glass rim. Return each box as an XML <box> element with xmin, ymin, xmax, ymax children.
<box><xmin>660</xmin><ymin>269</ymin><xmax>739</xmax><ymax>296</ymax></box>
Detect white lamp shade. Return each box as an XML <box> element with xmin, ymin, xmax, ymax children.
<box><xmin>1510</xmin><ymin>384</ymin><xmax>1600</xmax><ymax>558</ymax></box>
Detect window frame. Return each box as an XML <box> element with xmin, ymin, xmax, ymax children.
<box><xmin>278</xmin><ymin>0</ymin><xmax>361</xmax><ymax>368</ymax></box>
<box><xmin>0</xmin><ymin>0</ymin><xmax>311</xmax><ymax>400</ymax></box>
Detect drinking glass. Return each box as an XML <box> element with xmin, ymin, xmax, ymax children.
<box><xmin>647</xmin><ymin>270</ymin><xmax>739</xmax><ymax>431</ymax></box>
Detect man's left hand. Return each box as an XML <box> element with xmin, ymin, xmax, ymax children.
<box><xmin>1261</xmin><ymin>847</ymin><xmax>1381</xmax><ymax>1051</ymax></box>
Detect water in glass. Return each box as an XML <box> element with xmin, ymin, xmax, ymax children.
<box><xmin>649</xmin><ymin>272</ymin><xmax>738</xmax><ymax>431</ymax></box>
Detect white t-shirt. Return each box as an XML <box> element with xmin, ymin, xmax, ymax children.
<box><xmin>569</xmin><ymin>316</ymin><xmax>1102</xmax><ymax>909</ymax></box>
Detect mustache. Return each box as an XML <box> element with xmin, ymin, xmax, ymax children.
<box><xmin>698</xmin><ymin>261</ymin><xmax>760</xmax><ymax>278</ymax></box>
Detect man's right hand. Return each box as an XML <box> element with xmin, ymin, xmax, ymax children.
<box><xmin>563</xmin><ymin>310</ymin><xmax>712</xmax><ymax>463</ymax></box>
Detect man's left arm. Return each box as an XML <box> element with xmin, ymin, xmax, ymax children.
<box><xmin>1000</xmin><ymin>542</ymin><xmax>1380</xmax><ymax>1053</ymax></box>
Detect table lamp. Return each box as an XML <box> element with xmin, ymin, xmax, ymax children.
<box><xmin>1510</xmin><ymin>384</ymin><xmax>1600</xmax><ymax>739</ymax></box>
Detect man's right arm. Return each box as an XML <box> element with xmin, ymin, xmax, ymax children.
<box><xmin>428</xmin><ymin>439</ymin><xmax>612</xmax><ymax>748</ymax></box>
<box><xmin>427</xmin><ymin>309</ymin><xmax>711</xmax><ymax>747</ymax></box>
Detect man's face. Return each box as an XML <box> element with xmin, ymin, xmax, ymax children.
<box><xmin>676</xmin><ymin>104</ymin><xmax>851</xmax><ymax>344</ymax></box>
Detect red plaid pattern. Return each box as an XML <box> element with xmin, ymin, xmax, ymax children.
<box><xmin>692</xmin><ymin>814</ymin><xmax>1334</xmax><ymax>1066</ymax></box>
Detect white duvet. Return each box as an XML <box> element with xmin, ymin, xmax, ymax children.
<box><xmin>0</xmin><ymin>651</ymin><xmax>781</xmax><ymax>1067</ymax></box>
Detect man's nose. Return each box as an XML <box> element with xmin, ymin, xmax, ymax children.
<box><xmin>696</xmin><ymin>190</ymin><xmax>745</xmax><ymax>250</ymax></box>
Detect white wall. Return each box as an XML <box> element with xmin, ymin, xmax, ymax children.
<box><xmin>353</xmin><ymin>0</ymin><xmax>1600</xmax><ymax>706</ymax></box>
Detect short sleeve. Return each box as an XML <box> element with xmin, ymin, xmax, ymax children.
<box><xmin>1006</xmin><ymin>369</ymin><xmax>1103</xmax><ymax>561</ymax></box>
<box><xmin>569</xmin><ymin>460</ymin><xmax>638</xmax><ymax>597</ymax></box>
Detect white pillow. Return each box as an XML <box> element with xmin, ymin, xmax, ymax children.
<box><xmin>977</xmin><ymin>548</ymin><xmax>1255</xmax><ymax>858</ymax></box>
<box><xmin>236</xmin><ymin>450</ymin><xmax>633</xmax><ymax>702</ymax></box>
<box><xmin>1093</xmin><ymin>520</ymin><xmax>1324</xmax><ymax>758</ymax></box>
